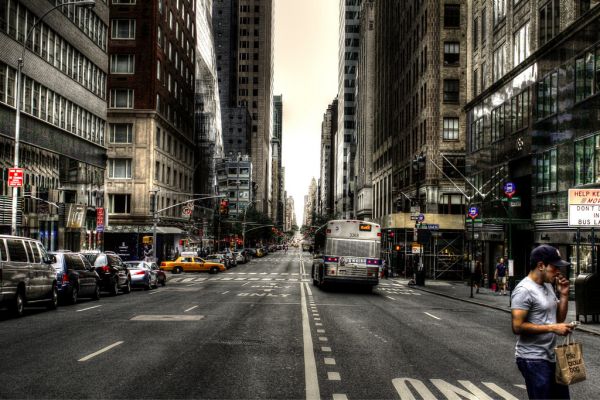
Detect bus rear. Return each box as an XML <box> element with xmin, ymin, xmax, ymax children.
<box><xmin>311</xmin><ymin>220</ymin><xmax>382</xmax><ymax>288</ymax></box>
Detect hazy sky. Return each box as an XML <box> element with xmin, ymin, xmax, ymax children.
<box><xmin>274</xmin><ymin>0</ymin><xmax>339</xmax><ymax>226</ymax></box>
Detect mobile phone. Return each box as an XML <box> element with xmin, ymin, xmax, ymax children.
<box><xmin>570</xmin><ymin>321</ymin><xmax>581</xmax><ymax>328</ymax></box>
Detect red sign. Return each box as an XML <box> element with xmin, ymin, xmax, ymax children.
<box><xmin>96</xmin><ymin>208</ymin><xmax>105</xmax><ymax>230</ymax></box>
<box><xmin>8</xmin><ymin>168</ymin><xmax>23</xmax><ymax>187</ymax></box>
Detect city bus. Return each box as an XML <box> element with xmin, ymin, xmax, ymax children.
<box><xmin>311</xmin><ymin>220</ymin><xmax>382</xmax><ymax>289</ymax></box>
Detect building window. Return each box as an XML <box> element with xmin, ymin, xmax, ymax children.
<box><xmin>443</xmin><ymin>117</ymin><xmax>459</xmax><ymax>140</ymax></box>
<box><xmin>472</xmin><ymin>17</ymin><xmax>478</xmax><ymax>49</ymax></box>
<box><xmin>443</xmin><ymin>42</ymin><xmax>460</xmax><ymax>65</ymax></box>
<box><xmin>473</xmin><ymin>68</ymin><xmax>479</xmax><ymax>96</ymax></box>
<box><xmin>443</xmin><ymin>79</ymin><xmax>460</xmax><ymax>103</ymax></box>
<box><xmin>537</xmin><ymin>71</ymin><xmax>558</xmax><ymax>119</ymax></box>
<box><xmin>511</xmin><ymin>89</ymin><xmax>530</xmax><ymax>132</ymax></box>
<box><xmin>575</xmin><ymin>135</ymin><xmax>600</xmax><ymax>185</ymax></box>
<box><xmin>444</xmin><ymin>4</ymin><xmax>460</xmax><ymax>28</ymax></box>
<box><xmin>491</xmin><ymin>104</ymin><xmax>506</xmax><ymax>142</ymax></box>
<box><xmin>493</xmin><ymin>0</ymin><xmax>506</xmax><ymax>25</ymax></box>
<box><xmin>575</xmin><ymin>51</ymin><xmax>596</xmax><ymax>102</ymax></box>
<box><xmin>513</xmin><ymin>22</ymin><xmax>530</xmax><ymax>66</ymax></box>
<box><xmin>108</xmin><ymin>194</ymin><xmax>131</xmax><ymax>214</ymax></box>
<box><xmin>113</xmin><ymin>0</ymin><xmax>136</xmax><ymax>3</ymax></box>
<box><xmin>481</xmin><ymin>8</ymin><xmax>487</xmax><ymax>44</ymax></box>
<box><xmin>108</xmin><ymin>159</ymin><xmax>132</xmax><ymax>179</ymax></box>
<box><xmin>481</xmin><ymin>61</ymin><xmax>487</xmax><ymax>90</ymax></box>
<box><xmin>493</xmin><ymin>43</ymin><xmax>506</xmax><ymax>81</ymax></box>
<box><xmin>535</xmin><ymin>148</ymin><xmax>557</xmax><ymax>192</ymax></box>
<box><xmin>110</xmin><ymin>54</ymin><xmax>135</xmax><ymax>74</ymax></box>
<box><xmin>109</xmin><ymin>124</ymin><xmax>133</xmax><ymax>143</ymax></box>
<box><xmin>470</xmin><ymin>114</ymin><xmax>484</xmax><ymax>152</ymax></box>
<box><xmin>539</xmin><ymin>0</ymin><xmax>560</xmax><ymax>46</ymax></box>
<box><xmin>110</xmin><ymin>89</ymin><xmax>134</xmax><ymax>108</ymax></box>
<box><xmin>111</xmin><ymin>19</ymin><xmax>136</xmax><ymax>39</ymax></box>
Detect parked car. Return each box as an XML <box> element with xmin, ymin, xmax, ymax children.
<box><xmin>149</xmin><ymin>262</ymin><xmax>167</xmax><ymax>286</ymax></box>
<box><xmin>0</xmin><ymin>235</ymin><xmax>58</xmax><ymax>317</ymax></box>
<box><xmin>233</xmin><ymin>251</ymin><xmax>246</xmax><ymax>264</ymax></box>
<box><xmin>160</xmin><ymin>256</ymin><xmax>226</xmax><ymax>274</ymax></box>
<box><xmin>124</xmin><ymin>261</ymin><xmax>159</xmax><ymax>290</ymax></box>
<box><xmin>204</xmin><ymin>254</ymin><xmax>230</xmax><ymax>269</ymax></box>
<box><xmin>244</xmin><ymin>248</ymin><xmax>257</xmax><ymax>258</ymax></box>
<box><xmin>82</xmin><ymin>251</ymin><xmax>131</xmax><ymax>295</ymax></box>
<box><xmin>221</xmin><ymin>252</ymin><xmax>237</xmax><ymax>267</ymax></box>
<box><xmin>50</xmin><ymin>251</ymin><xmax>100</xmax><ymax>304</ymax></box>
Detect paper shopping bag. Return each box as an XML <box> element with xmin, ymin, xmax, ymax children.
<box><xmin>555</xmin><ymin>335</ymin><xmax>586</xmax><ymax>385</ymax></box>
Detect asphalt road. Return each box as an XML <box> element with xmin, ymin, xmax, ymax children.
<box><xmin>0</xmin><ymin>249</ymin><xmax>598</xmax><ymax>399</ymax></box>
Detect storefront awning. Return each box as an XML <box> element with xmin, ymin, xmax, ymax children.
<box><xmin>156</xmin><ymin>227</ymin><xmax>184</xmax><ymax>234</ymax></box>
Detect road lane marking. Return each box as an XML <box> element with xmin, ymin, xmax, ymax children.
<box><xmin>319</xmin><ymin>337</ymin><xmax>328</xmax><ymax>342</ymax></box>
<box><xmin>76</xmin><ymin>305</ymin><xmax>102</xmax><ymax>312</ymax></box>
<box><xmin>78</xmin><ymin>341</ymin><xmax>124</xmax><ymax>362</ymax></box>
<box><xmin>300</xmin><ymin>263</ymin><xmax>320</xmax><ymax>400</ymax></box>
<box><xmin>514</xmin><ymin>384</ymin><xmax>526</xmax><ymax>390</ymax></box>
<box><xmin>182</xmin><ymin>278</ymin><xmax>195</xmax><ymax>282</ymax></box>
<box><xmin>322</xmin><ymin>346</ymin><xmax>331</xmax><ymax>352</ymax></box>
<box><xmin>324</xmin><ymin>357</ymin><xmax>336</xmax><ymax>365</ymax></box>
<box><xmin>424</xmin><ymin>312</ymin><xmax>441</xmax><ymax>320</ymax></box>
<box><xmin>333</xmin><ymin>395</ymin><xmax>348</xmax><ymax>400</ymax></box>
<box><xmin>221</xmin><ymin>291</ymin><xmax>230</xmax><ymax>294</ymax></box>
<box><xmin>304</xmin><ymin>282</ymin><xmax>313</xmax><ymax>297</ymax></box>
<box><xmin>482</xmin><ymin>383</ymin><xmax>519</xmax><ymax>399</ymax></box>
<box><xmin>315</xmin><ymin>323</ymin><xmax>323</xmax><ymax>326</ymax></box>
<box><xmin>149</xmin><ymin>291</ymin><xmax>162</xmax><ymax>294</ymax></box>
<box><xmin>314</xmin><ymin>318</ymin><xmax>321</xmax><ymax>321</ymax></box>
<box><xmin>327</xmin><ymin>372</ymin><xmax>341</xmax><ymax>381</ymax></box>
<box><xmin>386</xmin><ymin>296</ymin><xmax>396</xmax><ymax>301</ymax></box>
<box><xmin>130</xmin><ymin>315</ymin><xmax>204</xmax><ymax>321</ymax></box>
<box><xmin>317</xmin><ymin>329</ymin><xmax>325</xmax><ymax>333</ymax></box>
<box><xmin>184</xmin><ymin>305</ymin><xmax>198</xmax><ymax>312</ymax></box>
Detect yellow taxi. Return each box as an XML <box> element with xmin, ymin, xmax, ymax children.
<box><xmin>160</xmin><ymin>256</ymin><xmax>226</xmax><ymax>274</ymax></box>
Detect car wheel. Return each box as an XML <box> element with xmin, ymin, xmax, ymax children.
<box><xmin>70</xmin><ymin>286</ymin><xmax>79</xmax><ymax>305</ymax></box>
<box><xmin>110</xmin><ymin>279</ymin><xmax>119</xmax><ymax>296</ymax></box>
<box><xmin>47</xmin><ymin>285</ymin><xmax>58</xmax><ymax>310</ymax></box>
<box><xmin>210</xmin><ymin>266</ymin><xmax>219</xmax><ymax>274</ymax></box>
<box><xmin>160</xmin><ymin>277</ymin><xmax>166</xmax><ymax>287</ymax></box>
<box><xmin>174</xmin><ymin>266</ymin><xmax>183</xmax><ymax>274</ymax></box>
<box><xmin>11</xmin><ymin>289</ymin><xmax>25</xmax><ymax>317</ymax></box>
<box><xmin>144</xmin><ymin>278</ymin><xmax>151</xmax><ymax>291</ymax></box>
<box><xmin>92</xmin><ymin>284</ymin><xmax>101</xmax><ymax>300</ymax></box>
<box><xmin>122</xmin><ymin>279</ymin><xmax>131</xmax><ymax>294</ymax></box>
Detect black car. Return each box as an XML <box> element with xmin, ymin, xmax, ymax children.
<box><xmin>82</xmin><ymin>252</ymin><xmax>131</xmax><ymax>295</ymax></box>
<box><xmin>50</xmin><ymin>252</ymin><xmax>101</xmax><ymax>304</ymax></box>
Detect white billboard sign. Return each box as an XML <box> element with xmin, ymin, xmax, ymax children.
<box><xmin>568</xmin><ymin>189</ymin><xmax>600</xmax><ymax>227</ymax></box>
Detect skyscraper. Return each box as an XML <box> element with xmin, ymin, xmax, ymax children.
<box><xmin>337</xmin><ymin>0</ymin><xmax>361</xmax><ymax>218</ymax></box>
<box><xmin>271</xmin><ymin>94</ymin><xmax>282</xmax><ymax>227</ymax></box>
<box><xmin>318</xmin><ymin>98</ymin><xmax>338</xmax><ymax>218</ymax></box>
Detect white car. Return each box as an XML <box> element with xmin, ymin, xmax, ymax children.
<box><xmin>233</xmin><ymin>252</ymin><xmax>245</xmax><ymax>264</ymax></box>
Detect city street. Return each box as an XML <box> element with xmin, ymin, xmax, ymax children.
<box><xmin>0</xmin><ymin>249</ymin><xmax>599</xmax><ymax>399</ymax></box>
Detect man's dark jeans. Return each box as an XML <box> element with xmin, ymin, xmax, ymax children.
<box><xmin>517</xmin><ymin>358</ymin><xmax>570</xmax><ymax>399</ymax></box>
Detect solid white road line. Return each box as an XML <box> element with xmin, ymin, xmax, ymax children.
<box><xmin>78</xmin><ymin>341</ymin><xmax>124</xmax><ymax>362</ymax></box>
<box><xmin>424</xmin><ymin>312</ymin><xmax>441</xmax><ymax>320</ymax></box>
<box><xmin>304</xmin><ymin>281</ymin><xmax>313</xmax><ymax>297</ymax></box>
<box><xmin>184</xmin><ymin>305</ymin><xmax>199</xmax><ymax>312</ymax></box>
<box><xmin>76</xmin><ymin>305</ymin><xmax>102</xmax><ymax>312</ymax></box>
<box><xmin>300</xmin><ymin>262</ymin><xmax>320</xmax><ymax>400</ymax></box>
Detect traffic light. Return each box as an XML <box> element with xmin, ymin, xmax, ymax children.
<box><xmin>388</xmin><ymin>230</ymin><xmax>395</xmax><ymax>239</ymax></box>
<box><xmin>143</xmin><ymin>236</ymin><xmax>153</xmax><ymax>245</ymax></box>
<box><xmin>219</xmin><ymin>199</ymin><xmax>229</xmax><ymax>217</ymax></box>
<box><xmin>394</xmin><ymin>244</ymin><xmax>402</xmax><ymax>251</ymax></box>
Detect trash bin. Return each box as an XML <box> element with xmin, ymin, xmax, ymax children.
<box><xmin>575</xmin><ymin>273</ymin><xmax>600</xmax><ymax>323</ymax></box>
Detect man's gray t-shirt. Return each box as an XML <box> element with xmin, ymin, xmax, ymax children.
<box><xmin>511</xmin><ymin>277</ymin><xmax>558</xmax><ymax>361</ymax></box>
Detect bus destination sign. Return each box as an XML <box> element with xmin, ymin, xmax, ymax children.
<box><xmin>359</xmin><ymin>224</ymin><xmax>372</xmax><ymax>232</ymax></box>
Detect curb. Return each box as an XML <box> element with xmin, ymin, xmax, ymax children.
<box><xmin>405</xmin><ymin>283</ymin><xmax>600</xmax><ymax>337</ymax></box>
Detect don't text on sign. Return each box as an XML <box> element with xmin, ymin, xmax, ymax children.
<box><xmin>568</xmin><ymin>189</ymin><xmax>600</xmax><ymax>226</ymax></box>
<box><xmin>8</xmin><ymin>168</ymin><xmax>23</xmax><ymax>187</ymax></box>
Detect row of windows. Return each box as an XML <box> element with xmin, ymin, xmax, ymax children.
<box><xmin>154</xmin><ymin>161</ymin><xmax>191</xmax><ymax>191</ymax></box>
<box><xmin>49</xmin><ymin>0</ymin><xmax>108</xmax><ymax>50</ymax></box>
<box><xmin>0</xmin><ymin>0</ymin><xmax>107</xmax><ymax>99</ymax></box>
<box><xmin>155</xmin><ymin>126</ymin><xmax>193</xmax><ymax>165</ymax></box>
<box><xmin>108</xmin><ymin>193</ymin><xmax>191</xmax><ymax>217</ymax></box>
<box><xmin>575</xmin><ymin>134</ymin><xmax>600</xmax><ymax>186</ymax></box>
<box><xmin>575</xmin><ymin>48</ymin><xmax>600</xmax><ymax>103</ymax></box>
<box><xmin>0</xmin><ymin>63</ymin><xmax>105</xmax><ymax>145</ymax></box>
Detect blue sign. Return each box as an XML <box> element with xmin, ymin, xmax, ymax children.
<box><xmin>96</xmin><ymin>225</ymin><xmax>104</xmax><ymax>232</ymax></box>
<box><xmin>417</xmin><ymin>213</ymin><xmax>425</xmax><ymax>222</ymax></box>
<box><xmin>503</xmin><ymin>182</ymin><xmax>516</xmax><ymax>196</ymax></box>
<box><xmin>468</xmin><ymin>206</ymin><xmax>479</xmax><ymax>218</ymax></box>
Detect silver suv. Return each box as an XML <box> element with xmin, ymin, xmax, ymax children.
<box><xmin>0</xmin><ymin>235</ymin><xmax>58</xmax><ymax>317</ymax></box>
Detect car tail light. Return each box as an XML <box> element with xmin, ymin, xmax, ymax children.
<box><xmin>366</xmin><ymin>258</ymin><xmax>382</xmax><ymax>265</ymax></box>
<box><xmin>134</xmin><ymin>270</ymin><xmax>145</xmax><ymax>275</ymax></box>
<box><xmin>324</xmin><ymin>256</ymin><xmax>339</xmax><ymax>263</ymax></box>
<box><xmin>62</xmin><ymin>272</ymin><xmax>69</xmax><ymax>284</ymax></box>
<box><xmin>161</xmin><ymin>262</ymin><xmax>166</xmax><ymax>267</ymax></box>
<box><xmin>100</xmin><ymin>265</ymin><xmax>110</xmax><ymax>273</ymax></box>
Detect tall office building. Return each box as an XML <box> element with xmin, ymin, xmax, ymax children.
<box><xmin>354</xmin><ymin>0</ymin><xmax>375</xmax><ymax>221</ymax></box>
<box><xmin>373</xmin><ymin>1</ymin><xmax>467</xmax><ymax>278</ymax></box>
<box><xmin>303</xmin><ymin>177</ymin><xmax>317</xmax><ymax>227</ymax></box>
<box><xmin>336</xmin><ymin>0</ymin><xmax>361</xmax><ymax>218</ymax></box>
<box><xmin>318</xmin><ymin>98</ymin><xmax>338</xmax><ymax>217</ymax></box>
<box><xmin>104</xmin><ymin>0</ymin><xmax>197</xmax><ymax>260</ymax></box>
<box><xmin>213</xmin><ymin>0</ymin><xmax>274</xmax><ymax>217</ymax></box>
<box><xmin>271</xmin><ymin>94</ymin><xmax>282</xmax><ymax>227</ymax></box>
<box><xmin>0</xmin><ymin>0</ymin><xmax>108</xmax><ymax>251</ymax></box>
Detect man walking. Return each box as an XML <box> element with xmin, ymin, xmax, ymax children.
<box><xmin>495</xmin><ymin>257</ymin><xmax>508</xmax><ymax>295</ymax></box>
<box><xmin>511</xmin><ymin>244</ymin><xmax>573</xmax><ymax>399</ymax></box>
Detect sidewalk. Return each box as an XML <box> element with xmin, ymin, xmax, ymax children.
<box><xmin>390</xmin><ymin>278</ymin><xmax>600</xmax><ymax>336</ymax></box>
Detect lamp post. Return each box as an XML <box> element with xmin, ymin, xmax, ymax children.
<box><xmin>412</xmin><ymin>152</ymin><xmax>425</xmax><ymax>284</ymax></box>
<box><xmin>11</xmin><ymin>0</ymin><xmax>96</xmax><ymax>236</ymax></box>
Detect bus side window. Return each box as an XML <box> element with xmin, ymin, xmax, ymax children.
<box><xmin>0</xmin><ymin>239</ymin><xmax>6</xmax><ymax>261</ymax></box>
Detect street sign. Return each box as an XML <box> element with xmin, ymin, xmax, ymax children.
<box><xmin>96</xmin><ymin>208</ymin><xmax>104</xmax><ymax>232</ymax></box>
<box><xmin>182</xmin><ymin>204</ymin><xmax>194</xmax><ymax>217</ymax></box>
<box><xmin>417</xmin><ymin>213</ymin><xmax>425</xmax><ymax>222</ymax></box>
<box><xmin>502</xmin><ymin>196</ymin><xmax>521</xmax><ymax>207</ymax></box>
<box><xmin>410</xmin><ymin>215</ymin><xmax>420</xmax><ymax>221</ymax></box>
<box><xmin>418</xmin><ymin>223</ymin><xmax>439</xmax><ymax>230</ymax></box>
<box><xmin>467</xmin><ymin>206</ymin><xmax>479</xmax><ymax>219</ymax></box>
<box><xmin>568</xmin><ymin>188</ymin><xmax>600</xmax><ymax>226</ymax></box>
<box><xmin>503</xmin><ymin>182</ymin><xmax>516</xmax><ymax>198</ymax></box>
<box><xmin>8</xmin><ymin>168</ymin><xmax>23</xmax><ymax>187</ymax></box>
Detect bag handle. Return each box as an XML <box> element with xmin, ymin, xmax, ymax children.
<box><xmin>561</xmin><ymin>333</ymin><xmax>572</xmax><ymax>347</ymax></box>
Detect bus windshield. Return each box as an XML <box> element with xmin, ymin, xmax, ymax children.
<box><xmin>325</xmin><ymin>238</ymin><xmax>380</xmax><ymax>258</ymax></box>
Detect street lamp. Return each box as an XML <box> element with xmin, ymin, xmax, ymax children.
<box><xmin>11</xmin><ymin>0</ymin><xmax>96</xmax><ymax>236</ymax></box>
<box><xmin>412</xmin><ymin>152</ymin><xmax>425</xmax><ymax>285</ymax></box>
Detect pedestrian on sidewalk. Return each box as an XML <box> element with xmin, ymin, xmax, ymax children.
<box><xmin>473</xmin><ymin>259</ymin><xmax>482</xmax><ymax>293</ymax></box>
<box><xmin>511</xmin><ymin>244</ymin><xmax>573</xmax><ymax>400</ymax></box>
<box><xmin>495</xmin><ymin>257</ymin><xmax>508</xmax><ymax>295</ymax></box>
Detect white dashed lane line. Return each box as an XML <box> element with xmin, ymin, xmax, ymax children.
<box><xmin>328</xmin><ymin>372</ymin><xmax>341</xmax><ymax>381</ymax></box>
<box><xmin>78</xmin><ymin>341</ymin><xmax>124</xmax><ymax>362</ymax></box>
<box><xmin>76</xmin><ymin>305</ymin><xmax>102</xmax><ymax>312</ymax></box>
<box><xmin>424</xmin><ymin>312</ymin><xmax>441</xmax><ymax>320</ymax></box>
<box><xmin>184</xmin><ymin>305</ymin><xmax>198</xmax><ymax>312</ymax></box>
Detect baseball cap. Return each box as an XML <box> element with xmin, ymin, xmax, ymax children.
<box><xmin>530</xmin><ymin>244</ymin><xmax>570</xmax><ymax>268</ymax></box>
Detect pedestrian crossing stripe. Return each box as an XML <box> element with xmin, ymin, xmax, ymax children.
<box><xmin>168</xmin><ymin>276</ymin><xmax>307</xmax><ymax>283</ymax></box>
